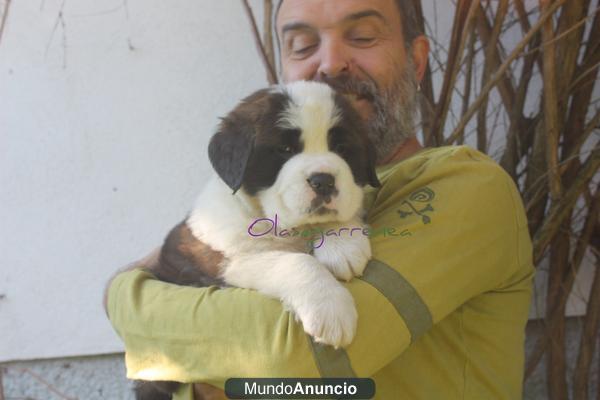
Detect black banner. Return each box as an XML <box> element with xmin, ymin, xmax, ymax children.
<box><xmin>225</xmin><ymin>378</ymin><xmax>375</xmax><ymax>399</ymax></box>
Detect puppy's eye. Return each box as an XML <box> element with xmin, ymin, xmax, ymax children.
<box><xmin>277</xmin><ymin>145</ymin><xmax>294</xmax><ymax>155</ymax></box>
<box><xmin>333</xmin><ymin>144</ymin><xmax>348</xmax><ymax>154</ymax></box>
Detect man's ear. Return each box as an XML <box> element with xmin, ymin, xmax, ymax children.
<box><xmin>411</xmin><ymin>35</ymin><xmax>430</xmax><ymax>82</ymax></box>
<box><xmin>208</xmin><ymin>117</ymin><xmax>255</xmax><ymax>194</ymax></box>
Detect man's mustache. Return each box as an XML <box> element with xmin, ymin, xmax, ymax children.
<box><xmin>317</xmin><ymin>75</ymin><xmax>379</xmax><ymax>102</ymax></box>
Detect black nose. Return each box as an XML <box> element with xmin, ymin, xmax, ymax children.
<box><xmin>307</xmin><ymin>173</ymin><xmax>336</xmax><ymax>196</ymax></box>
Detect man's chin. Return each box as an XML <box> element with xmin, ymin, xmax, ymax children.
<box><xmin>354</xmin><ymin>98</ymin><xmax>374</xmax><ymax>121</ymax></box>
<box><xmin>343</xmin><ymin>95</ymin><xmax>374</xmax><ymax>121</ymax></box>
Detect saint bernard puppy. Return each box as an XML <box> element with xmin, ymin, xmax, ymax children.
<box><xmin>135</xmin><ymin>81</ymin><xmax>380</xmax><ymax>400</ymax></box>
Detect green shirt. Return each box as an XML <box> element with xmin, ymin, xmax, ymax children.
<box><xmin>107</xmin><ymin>145</ymin><xmax>534</xmax><ymax>399</ymax></box>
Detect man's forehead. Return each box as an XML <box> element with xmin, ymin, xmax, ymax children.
<box><xmin>276</xmin><ymin>0</ymin><xmax>400</xmax><ymax>32</ymax></box>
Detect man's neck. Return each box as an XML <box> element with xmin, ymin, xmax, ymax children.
<box><xmin>377</xmin><ymin>136</ymin><xmax>423</xmax><ymax>166</ymax></box>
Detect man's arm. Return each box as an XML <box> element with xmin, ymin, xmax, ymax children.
<box><xmin>106</xmin><ymin>147</ymin><xmax>534</xmax><ymax>387</ymax></box>
<box><xmin>103</xmin><ymin>247</ymin><xmax>160</xmax><ymax>316</ymax></box>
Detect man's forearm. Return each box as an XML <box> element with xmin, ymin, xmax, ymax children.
<box><xmin>106</xmin><ymin>269</ymin><xmax>324</xmax><ymax>385</ymax></box>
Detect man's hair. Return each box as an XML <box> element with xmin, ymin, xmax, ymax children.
<box><xmin>275</xmin><ymin>0</ymin><xmax>423</xmax><ymax>47</ymax></box>
<box><xmin>392</xmin><ymin>0</ymin><xmax>422</xmax><ymax>45</ymax></box>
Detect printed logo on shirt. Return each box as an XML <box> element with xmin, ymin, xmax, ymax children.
<box><xmin>396</xmin><ymin>187</ymin><xmax>436</xmax><ymax>225</ymax></box>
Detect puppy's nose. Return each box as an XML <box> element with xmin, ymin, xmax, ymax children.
<box><xmin>307</xmin><ymin>173</ymin><xmax>336</xmax><ymax>196</ymax></box>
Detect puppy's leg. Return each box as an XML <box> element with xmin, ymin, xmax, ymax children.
<box><xmin>312</xmin><ymin>218</ymin><xmax>371</xmax><ymax>281</ymax></box>
<box><xmin>222</xmin><ymin>251</ymin><xmax>357</xmax><ymax>348</ymax></box>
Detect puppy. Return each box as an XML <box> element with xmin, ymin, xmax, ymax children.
<box><xmin>133</xmin><ymin>81</ymin><xmax>380</xmax><ymax>400</ymax></box>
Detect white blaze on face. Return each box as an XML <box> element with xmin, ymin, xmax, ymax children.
<box><xmin>259</xmin><ymin>81</ymin><xmax>364</xmax><ymax>228</ymax></box>
<box><xmin>279</xmin><ymin>81</ymin><xmax>341</xmax><ymax>153</ymax></box>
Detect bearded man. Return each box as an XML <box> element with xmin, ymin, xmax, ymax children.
<box><xmin>105</xmin><ymin>1</ymin><xmax>534</xmax><ymax>399</ymax></box>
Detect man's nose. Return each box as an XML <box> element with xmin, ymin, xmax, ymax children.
<box><xmin>316</xmin><ymin>38</ymin><xmax>350</xmax><ymax>79</ymax></box>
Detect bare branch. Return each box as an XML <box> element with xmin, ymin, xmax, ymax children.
<box><xmin>241</xmin><ymin>0</ymin><xmax>278</xmax><ymax>84</ymax></box>
<box><xmin>540</xmin><ymin>0</ymin><xmax>562</xmax><ymax>202</ymax></box>
<box><xmin>573</xmin><ymin>253</ymin><xmax>600</xmax><ymax>400</ymax></box>
<box><xmin>445</xmin><ymin>0</ymin><xmax>567</xmax><ymax>145</ymax></box>
<box><xmin>0</xmin><ymin>0</ymin><xmax>11</xmax><ymax>48</ymax></box>
<box><xmin>533</xmin><ymin>147</ymin><xmax>600</xmax><ymax>264</ymax></box>
<box><xmin>429</xmin><ymin>0</ymin><xmax>480</xmax><ymax>145</ymax></box>
<box><xmin>263</xmin><ymin>0</ymin><xmax>276</xmax><ymax>75</ymax></box>
<box><xmin>458</xmin><ymin>26</ymin><xmax>477</xmax><ymax>145</ymax></box>
<box><xmin>525</xmin><ymin>189</ymin><xmax>600</xmax><ymax>381</ymax></box>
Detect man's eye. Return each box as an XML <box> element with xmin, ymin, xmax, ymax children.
<box><xmin>292</xmin><ymin>44</ymin><xmax>317</xmax><ymax>55</ymax></box>
<box><xmin>351</xmin><ymin>37</ymin><xmax>376</xmax><ymax>45</ymax></box>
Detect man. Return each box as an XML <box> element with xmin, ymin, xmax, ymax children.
<box><xmin>105</xmin><ymin>1</ymin><xmax>535</xmax><ymax>399</ymax></box>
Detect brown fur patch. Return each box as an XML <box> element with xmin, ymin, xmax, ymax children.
<box><xmin>175</xmin><ymin>223</ymin><xmax>224</xmax><ymax>278</ymax></box>
<box><xmin>149</xmin><ymin>221</ymin><xmax>226</xmax><ymax>287</ymax></box>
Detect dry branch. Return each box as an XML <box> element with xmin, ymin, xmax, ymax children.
<box><xmin>429</xmin><ymin>0</ymin><xmax>479</xmax><ymax>146</ymax></box>
<box><xmin>0</xmin><ymin>0</ymin><xmax>11</xmax><ymax>48</ymax></box>
<box><xmin>476</xmin><ymin>0</ymin><xmax>509</xmax><ymax>153</ymax></box>
<box><xmin>263</xmin><ymin>0</ymin><xmax>276</xmax><ymax>75</ymax></box>
<box><xmin>458</xmin><ymin>26</ymin><xmax>477</xmax><ymax>145</ymax></box>
<box><xmin>525</xmin><ymin>190</ymin><xmax>600</xmax><ymax>380</ymax></box>
<box><xmin>445</xmin><ymin>0</ymin><xmax>567</xmax><ymax>145</ymax></box>
<box><xmin>573</xmin><ymin>194</ymin><xmax>600</xmax><ymax>400</ymax></box>
<box><xmin>241</xmin><ymin>0</ymin><xmax>278</xmax><ymax>84</ymax></box>
<box><xmin>533</xmin><ymin>147</ymin><xmax>600</xmax><ymax>264</ymax></box>
<box><xmin>540</xmin><ymin>0</ymin><xmax>562</xmax><ymax>203</ymax></box>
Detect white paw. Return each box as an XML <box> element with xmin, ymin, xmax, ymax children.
<box><xmin>313</xmin><ymin>231</ymin><xmax>371</xmax><ymax>281</ymax></box>
<box><xmin>294</xmin><ymin>282</ymin><xmax>357</xmax><ymax>348</ymax></box>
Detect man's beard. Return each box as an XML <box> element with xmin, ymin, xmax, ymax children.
<box><xmin>319</xmin><ymin>58</ymin><xmax>419</xmax><ymax>163</ymax></box>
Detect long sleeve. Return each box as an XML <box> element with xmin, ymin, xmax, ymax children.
<box><xmin>108</xmin><ymin>270</ymin><xmax>321</xmax><ymax>387</ymax></box>
<box><xmin>107</xmin><ymin>146</ymin><xmax>534</xmax><ymax>398</ymax></box>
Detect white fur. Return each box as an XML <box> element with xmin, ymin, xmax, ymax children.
<box><xmin>186</xmin><ymin>82</ymin><xmax>370</xmax><ymax>348</ymax></box>
<box><xmin>278</xmin><ymin>81</ymin><xmax>341</xmax><ymax>153</ymax></box>
<box><xmin>260</xmin><ymin>81</ymin><xmax>365</xmax><ymax>228</ymax></box>
<box><xmin>313</xmin><ymin>217</ymin><xmax>372</xmax><ymax>282</ymax></box>
<box><xmin>258</xmin><ymin>152</ymin><xmax>364</xmax><ymax>229</ymax></box>
<box><xmin>223</xmin><ymin>251</ymin><xmax>357</xmax><ymax>347</ymax></box>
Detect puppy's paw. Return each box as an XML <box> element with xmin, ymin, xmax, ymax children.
<box><xmin>313</xmin><ymin>232</ymin><xmax>371</xmax><ymax>281</ymax></box>
<box><xmin>294</xmin><ymin>282</ymin><xmax>357</xmax><ymax>348</ymax></box>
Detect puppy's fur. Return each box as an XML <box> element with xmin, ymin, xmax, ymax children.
<box><xmin>134</xmin><ymin>81</ymin><xmax>380</xmax><ymax>400</ymax></box>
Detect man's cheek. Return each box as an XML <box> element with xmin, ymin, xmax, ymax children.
<box><xmin>282</xmin><ymin>62</ymin><xmax>318</xmax><ymax>83</ymax></box>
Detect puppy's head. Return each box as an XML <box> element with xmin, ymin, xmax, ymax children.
<box><xmin>209</xmin><ymin>81</ymin><xmax>380</xmax><ymax>227</ymax></box>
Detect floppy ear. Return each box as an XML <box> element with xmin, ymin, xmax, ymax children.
<box><xmin>208</xmin><ymin>117</ymin><xmax>255</xmax><ymax>194</ymax></box>
<box><xmin>366</xmin><ymin>140</ymin><xmax>381</xmax><ymax>188</ymax></box>
<box><xmin>208</xmin><ymin>88</ymin><xmax>278</xmax><ymax>193</ymax></box>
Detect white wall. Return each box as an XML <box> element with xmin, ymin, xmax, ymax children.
<box><xmin>1</xmin><ymin>0</ymin><xmax>594</xmax><ymax>363</ymax></box>
<box><xmin>0</xmin><ymin>0</ymin><xmax>267</xmax><ymax>361</ymax></box>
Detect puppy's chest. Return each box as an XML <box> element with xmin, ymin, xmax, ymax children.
<box><xmin>212</xmin><ymin>222</ymin><xmax>312</xmax><ymax>258</ymax></box>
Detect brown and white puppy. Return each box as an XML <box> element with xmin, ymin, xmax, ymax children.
<box><xmin>135</xmin><ymin>81</ymin><xmax>380</xmax><ymax>400</ymax></box>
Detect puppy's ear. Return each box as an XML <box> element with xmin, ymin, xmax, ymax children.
<box><xmin>366</xmin><ymin>140</ymin><xmax>381</xmax><ymax>188</ymax></box>
<box><xmin>208</xmin><ymin>116</ymin><xmax>255</xmax><ymax>194</ymax></box>
<box><xmin>208</xmin><ymin>88</ymin><xmax>279</xmax><ymax>193</ymax></box>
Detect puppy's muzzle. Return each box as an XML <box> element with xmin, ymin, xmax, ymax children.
<box><xmin>307</xmin><ymin>173</ymin><xmax>337</xmax><ymax>201</ymax></box>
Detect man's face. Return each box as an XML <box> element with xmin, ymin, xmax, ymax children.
<box><xmin>277</xmin><ymin>0</ymin><xmax>420</xmax><ymax>162</ymax></box>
